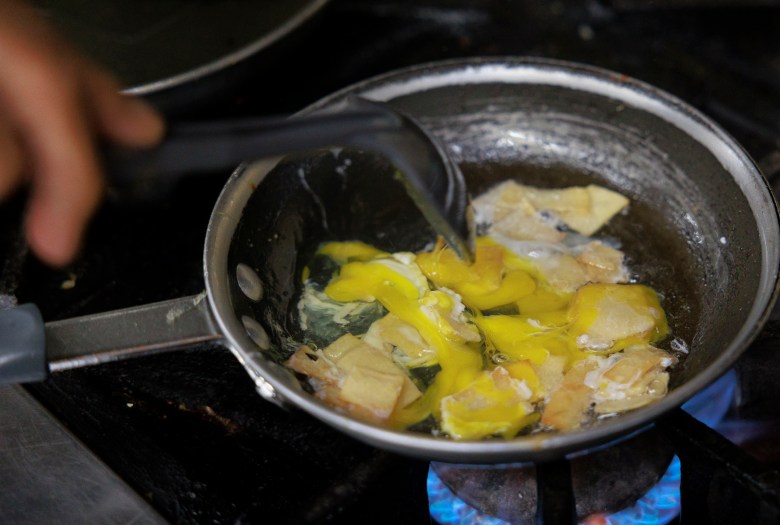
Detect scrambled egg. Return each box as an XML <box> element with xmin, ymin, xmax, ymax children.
<box><xmin>286</xmin><ymin>181</ymin><xmax>677</xmax><ymax>440</ymax></box>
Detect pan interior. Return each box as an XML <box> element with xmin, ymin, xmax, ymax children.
<box><xmin>221</xmin><ymin>68</ymin><xmax>770</xmax><ymax>461</ymax></box>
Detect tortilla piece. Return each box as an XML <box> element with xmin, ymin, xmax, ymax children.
<box><xmin>440</xmin><ymin>367</ymin><xmax>535</xmax><ymax>440</ymax></box>
<box><xmin>476</xmin><ymin>181</ymin><xmax>629</xmax><ymax>237</ymax></box>
<box><xmin>595</xmin><ymin>373</ymin><xmax>669</xmax><ymax>414</ymax></box>
<box><xmin>591</xmin><ymin>345</ymin><xmax>676</xmax><ymax>414</ymax></box>
<box><xmin>563</xmin><ymin>185</ymin><xmax>629</xmax><ymax>236</ymax></box>
<box><xmin>576</xmin><ymin>241</ymin><xmax>629</xmax><ymax>284</ymax></box>
<box><xmin>569</xmin><ymin>284</ymin><xmax>668</xmax><ymax>352</ymax></box>
<box><xmin>339</xmin><ymin>366</ymin><xmax>405</xmax><ymax>419</ymax></box>
<box><xmin>490</xmin><ymin>183</ymin><xmax>566</xmax><ymax>242</ymax></box>
<box><xmin>363</xmin><ymin>313</ymin><xmax>434</xmax><ymax>362</ymax></box>
<box><xmin>538</xmin><ymin>252</ymin><xmax>590</xmax><ymax>293</ymax></box>
<box><xmin>324</xmin><ymin>334</ymin><xmax>421</xmax><ymax>409</ymax></box>
<box><xmin>533</xmin><ymin>354</ymin><xmax>567</xmax><ymax>400</ymax></box>
<box><xmin>541</xmin><ymin>359</ymin><xmax>600</xmax><ymax>431</ymax></box>
<box><xmin>286</xmin><ymin>346</ymin><xmax>340</xmax><ymax>385</ymax></box>
<box><xmin>521</xmin><ymin>186</ymin><xmax>592</xmax><ymax>216</ymax></box>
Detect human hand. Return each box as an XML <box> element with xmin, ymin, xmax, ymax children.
<box><xmin>0</xmin><ymin>0</ymin><xmax>164</xmax><ymax>266</ymax></box>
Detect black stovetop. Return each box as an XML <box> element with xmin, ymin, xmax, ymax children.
<box><xmin>2</xmin><ymin>1</ymin><xmax>780</xmax><ymax>523</ymax></box>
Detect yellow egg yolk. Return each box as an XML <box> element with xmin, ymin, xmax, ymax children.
<box><xmin>416</xmin><ymin>238</ymin><xmax>537</xmax><ymax>311</ymax></box>
<box><xmin>324</xmin><ymin>254</ymin><xmax>483</xmax><ymax>426</ymax></box>
<box><xmin>313</xmin><ymin>236</ymin><xmax>669</xmax><ymax>439</ymax></box>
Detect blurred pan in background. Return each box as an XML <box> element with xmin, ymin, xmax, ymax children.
<box><xmin>31</xmin><ymin>0</ymin><xmax>330</xmax><ymax>114</ymax></box>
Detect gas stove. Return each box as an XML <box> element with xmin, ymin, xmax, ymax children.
<box><xmin>2</xmin><ymin>1</ymin><xmax>780</xmax><ymax>524</ymax></box>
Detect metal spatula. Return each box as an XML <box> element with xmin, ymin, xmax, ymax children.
<box><xmin>106</xmin><ymin>97</ymin><xmax>475</xmax><ymax>262</ymax></box>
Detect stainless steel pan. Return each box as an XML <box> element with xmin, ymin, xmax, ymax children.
<box><xmin>2</xmin><ymin>58</ymin><xmax>778</xmax><ymax>463</ymax></box>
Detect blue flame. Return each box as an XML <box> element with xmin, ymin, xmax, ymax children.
<box><xmin>427</xmin><ymin>456</ymin><xmax>681</xmax><ymax>525</ymax></box>
<box><xmin>427</xmin><ymin>467</ymin><xmax>510</xmax><ymax>525</ymax></box>
<box><xmin>682</xmin><ymin>369</ymin><xmax>736</xmax><ymax>428</ymax></box>
<box><xmin>427</xmin><ymin>369</ymin><xmax>737</xmax><ymax>525</ymax></box>
<box><xmin>597</xmin><ymin>456</ymin><xmax>681</xmax><ymax>525</ymax></box>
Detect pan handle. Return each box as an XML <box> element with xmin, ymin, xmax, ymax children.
<box><xmin>0</xmin><ymin>294</ymin><xmax>223</xmax><ymax>384</ymax></box>
<box><xmin>0</xmin><ymin>304</ymin><xmax>46</xmax><ymax>383</ymax></box>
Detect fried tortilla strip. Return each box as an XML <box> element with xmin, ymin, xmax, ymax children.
<box><xmin>339</xmin><ymin>366</ymin><xmax>405</xmax><ymax>420</ymax></box>
<box><xmin>286</xmin><ymin>345</ymin><xmax>340</xmax><ymax>385</ymax></box>
<box><xmin>592</xmin><ymin>345</ymin><xmax>676</xmax><ymax>414</ymax></box>
<box><xmin>576</xmin><ymin>241</ymin><xmax>629</xmax><ymax>284</ymax></box>
<box><xmin>324</xmin><ymin>334</ymin><xmax>422</xmax><ymax>409</ymax></box>
<box><xmin>541</xmin><ymin>359</ymin><xmax>600</xmax><ymax>431</ymax></box>
<box><xmin>489</xmin><ymin>183</ymin><xmax>567</xmax><ymax>242</ymax></box>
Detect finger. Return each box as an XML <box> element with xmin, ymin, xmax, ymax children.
<box><xmin>16</xmin><ymin>73</ymin><xmax>105</xmax><ymax>266</ymax></box>
<box><xmin>23</xmin><ymin>110</ymin><xmax>104</xmax><ymax>267</ymax></box>
<box><xmin>0</xmin><ymin>120</ymin><xmax>24</xmax><ymax>200</ymax></box>
<box><xmin>24</xmin><ymin>154</ymin><xmax>104</xmax><ymax>267</ymax></box>
<box><xmin>82</xmin><ymin>63</ymin><xmax>165</xmax><ymax>148</ymax></box>
<box><xmin>24</xmin><ymin>141</ymin><xmax>104</xmax><ymax>268</ymax></box>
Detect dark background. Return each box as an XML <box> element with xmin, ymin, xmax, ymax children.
<box><xmin>2</xmin><ymin>1</ymin><xmax>780</xmax><ymax>523</ymax></box>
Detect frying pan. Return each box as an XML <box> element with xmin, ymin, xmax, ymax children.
<box><xmin>2</xmin><ymin>57</ymin><xmax>778</xmax><ymax>463</ymax></box>
<box><xmin>32</xmin><ymin>0</ymin><xmax>330</xmax><ymax>112</ymax></box>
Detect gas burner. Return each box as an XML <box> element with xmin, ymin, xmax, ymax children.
<box><xmin>428</xmin><ymin>457</ymin><xmax>682</xmax><ymax>525</ymax></box>
<box><xmin>427</xmin><ymin>372</ymin><xmax>737</xmax><ymax>524</ymax></box>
